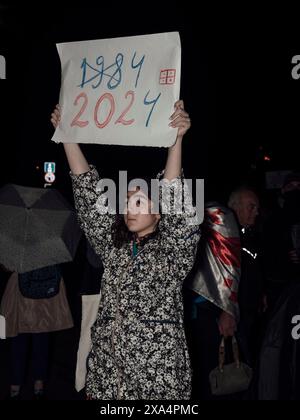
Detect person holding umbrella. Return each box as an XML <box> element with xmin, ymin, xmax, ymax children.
<box><xmin>1</xmin><ymin>264</ymin><xmax>74</xmax><ymax>400</ymax></box>
<box><xmin>0</xmin><ymin>186</ymin><xmax>81</xmax><ymax>400</ymax></box>
<box><xmin>51</xmin><ymin>100</ymin><xmax>201</xmax><ymax>400</ymax></box>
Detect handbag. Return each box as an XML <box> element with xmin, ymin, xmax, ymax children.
<box><xmin>209</xmin><ymin>335</ymin><xmax>253</xmax><ymax>396</ymax></box>
<box><xmin>18</xmin><ymin>265</ymin><xmax>61</xmax><ymax>299</ymax></box>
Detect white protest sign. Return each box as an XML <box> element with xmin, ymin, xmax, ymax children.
<box><xmin>51</xmin><ymin>32</ymin><xmax>181</xmax><ymax>147</ymax></box>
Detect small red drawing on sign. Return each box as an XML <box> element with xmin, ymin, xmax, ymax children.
<box><xmin>159</xmin><ymin>69</ymin><xmax>176</xmax><ymax>85</ymax></box>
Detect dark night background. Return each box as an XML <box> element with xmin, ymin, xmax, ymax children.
<box><xmin>1</xmin><ymin>4</ymin><xmax>298</xmax><ymax>205</ymax></box>
<box><xmin>0</xmin><ymin>2</ymin><xmax>300</xmax><ymax>405</ymax></box>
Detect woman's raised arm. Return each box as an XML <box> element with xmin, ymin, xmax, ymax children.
<box><xmin>163</xmin><ymin>99</ymin><xmax>191</xmax><ymax>181</ymax></box>
<box><xmin>51</xmin><ymin>104</ymin><xmax>90</xmax><ymax>175</ymax></box>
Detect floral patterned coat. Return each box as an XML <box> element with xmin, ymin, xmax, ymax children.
<box><xmin>71</xmin><ymin>166</ymin><xmax>200</xmax><ymax>400</ymax></box>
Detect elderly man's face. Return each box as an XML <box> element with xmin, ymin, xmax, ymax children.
<box><xmin>236</xmin><ymin>191</ymin><xmax>259</xmax><ymax>227</ymax></box>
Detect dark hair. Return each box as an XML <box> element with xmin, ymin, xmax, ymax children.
<box><xmin>111</xmin><ymin>176</ymin><xmax>161</xmax><ymax>248</ymax></box>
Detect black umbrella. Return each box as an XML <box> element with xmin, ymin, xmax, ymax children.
<box><xmin>0</xmin><ymin>184</ymin><xmax>82</xmax><ymax>273</ymax></box>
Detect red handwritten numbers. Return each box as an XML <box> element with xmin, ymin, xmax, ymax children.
<box><xmin>71</xmin><ymin>92</ymin><xmax>89</xmax><ymax>127</ymax></box>
<box><xmin>114</xmin><ymin>91</ymin><xmax>135</xmax><ymax>126</ymax></box>
<box><xmin>71</xmin><ymin>91</ymin><xmax>136</xmax><ymax>129</ymax></box>
<box><xmin>94</xmin><ymin>93</ymin><xmax>115</xmax><ymax>128</ymax></box>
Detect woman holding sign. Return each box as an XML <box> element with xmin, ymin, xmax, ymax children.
<box><xmin>51</xmin><ymin>100</ymin><xmax>200</xmax><ymax>400</ymax></box>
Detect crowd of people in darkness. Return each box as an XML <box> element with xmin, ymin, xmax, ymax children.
<box><xmin>0</xmin><ymin>101</ymin><xmax>299</xmax><ymax>400</ymax></box>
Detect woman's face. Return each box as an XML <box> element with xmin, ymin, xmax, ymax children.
<box><xmin>124</xmin><ymin>188</ymin><xmax>160</xmax><ymax>237</ymax></box>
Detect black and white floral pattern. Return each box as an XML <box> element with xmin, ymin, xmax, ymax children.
<box><xmin>71</xmin><ymin>166</ymin><xmax>200</xmax><ymax>400</ymax></box>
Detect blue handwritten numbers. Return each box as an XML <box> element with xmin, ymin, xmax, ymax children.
<box><xmin>79</xmin><ymin>54</ymin><xmax>123</xmax><ymax>90</ymax></box>
<box><xmin>131</xmin><ymin>52</ymin><xmax>145</xmax><ymax>88</ymax></box>
<box><xmin>144</xmin><ymin>91</ymin><xmax>161</xmax><ymax>127</ymax></box>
